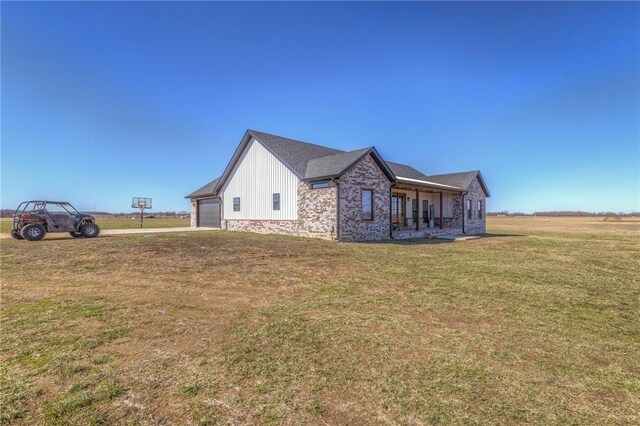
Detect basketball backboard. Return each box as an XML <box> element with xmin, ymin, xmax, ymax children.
<box><xmin>131</xmin><ymin>197</ymin><xmax>152</xmax><ymax>209</ymax></box>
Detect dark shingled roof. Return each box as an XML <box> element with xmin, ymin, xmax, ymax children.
<box><xmin>425</xmin><ymin>171</ymin><xmax>490</xmax><ymax>196</ymax></box>
<box><xmin>185</xmin><ymin>177</ymin><xmax>220</xmax><ymax>198</ymax></box>
<box><xmin>304</xmin><ymin>147</ymin><xmax>373</xmax><ymax>180</ymax></box>
<box><xmin>249</xmin><ymin>130</ymin><xmax>343</xmax><ymax>177</ymax></box>
<box><xmin>249</xmin><ymin>131</ymin><xmax>394</xmax><ymax>181</ymax></box>
<box><xmin>185</xmin><ymin>130</ymin><xmax>489</xmax><ymax>198</ymax></box>
<box><xmin>385</xmin><ymin>161</ymin><xmax>430</xmax><ymax>181</ymax></box>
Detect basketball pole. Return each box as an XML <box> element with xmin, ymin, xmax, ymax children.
<box><xmin>132</xmin><ymin>198</ymin><xmax>151</xmax><ymax>229</ymax></box>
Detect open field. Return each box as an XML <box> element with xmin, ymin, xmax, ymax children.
<box><xmin>0</xmin><ymin>216</ymin><xmax>189</xmax><ymax>234</ymax></box>
<box><xmin>1</xmin><ymin>217</ymin><xmax>639</xmax><ymax>424</ymax></box>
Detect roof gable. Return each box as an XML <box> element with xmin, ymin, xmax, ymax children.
<box><xmin>425</xmin><ymin>170</ymin><xmax>491</xmax><ymax>197</ymax></box>
<box><xmin>184</xmin><ymin>177</ymin><xmax>220</xmax><ymax>199</ymax></box>
<box><xmin>303</xmin><ymin>147</ymin><xmax>396</xmax><ymax>182</ymax></box>
<box><xmin>211</xmin><ymin>131</ymin><xmax>396</xmax><ymax>194</ymax></box>
<box><xmin>185</xmin><ymin>129</ymin><xmax>489</xmax><ymax>199</ymax></box>
<box><xmin>386</xmin><ymin>161</ymin><xmax>431</xmax><ymax>181</ymax></box>
<box><xmin>304</xmin><ymin>148</ymin><xmax>371</xmax><ymax>180</ymax></box>
<box><xmin>249</xmin><ymin>130</ymin><xmax>343</xmax><ymax>177</ymax></box>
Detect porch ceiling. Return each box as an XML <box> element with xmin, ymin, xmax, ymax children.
<box><xmin>394</xmin><ymin>176</ymin><xmax>463</xmax><ymax>193</ymax></box>
<box><xmin>393</xmin><ymin>185</ymin><xmax>461</xmax><ymax>194</ymax></box>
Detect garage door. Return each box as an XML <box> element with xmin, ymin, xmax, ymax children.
<box><xmin>198</xmin><ymin>199</ymin><xmax>220</xmax><ymax>228</ymax></box>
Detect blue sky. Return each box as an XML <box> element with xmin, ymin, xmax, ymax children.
<box><xmin>2</xmin><ymin>2</ymin><xmax>638</xmax><ymax>213</ymax></box>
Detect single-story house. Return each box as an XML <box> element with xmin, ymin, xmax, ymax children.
<box><xmin>186</xmin><ymin>130</ymin><xmax>490</xmax><ymax>241</ymax></box>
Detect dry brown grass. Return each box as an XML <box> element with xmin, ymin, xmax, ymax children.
<box><xmin>1</xmin><ymin>217</ymin><xmax>639</xmax><ymax>424</ymax></box>
<box><xmin>0</xmin><ymin>217</ymin><xmax>190</xmax><ymax>234</ymax></box>
<box><xmin>488</xmin><ymin>215</ymin><xmax>640</xmax><ymax>236</ymax></box>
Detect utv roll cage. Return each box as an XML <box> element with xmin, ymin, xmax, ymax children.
<box><xmin>14</xmin><ymin>201</ymin><xmax>81</xmax><ymax>215</ymax></box>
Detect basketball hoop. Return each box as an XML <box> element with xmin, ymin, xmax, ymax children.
<box><xmin>131</xmin><ymin>197</ymin><xmax>152</xmax><ymax>228</ymax></box>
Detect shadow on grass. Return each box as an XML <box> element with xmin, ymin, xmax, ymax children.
<box><xmin>360</xmin><ymin>238</ymin><xmax>454</xmax><ymax>246</ymax></box>
<box><xmin>360</xmin><ymin>233</ymin><xmax>525</xmax><ymax>246</ymax></box>
<box><xmin>480</xmin><ymin>233</ymin><xmax>525</xmax><ymax>238</ymax></box>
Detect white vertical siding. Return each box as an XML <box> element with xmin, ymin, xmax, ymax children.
<box><xmin>222</xmin><ymin>138</ymin><xmax>299</xmax><ymax>220</ymax></box>
<box><xmin>394</xmin><ymin>190</ymin><xmax>454</xmax><ymax>218</ymax></box>
<box><xmin>422</xmin><ymin>193</ymin><xmax>454</xmax><ymax>217</ymax></box>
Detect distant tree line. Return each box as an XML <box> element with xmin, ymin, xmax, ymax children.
<box><xmin>91</xmin><ymin>211</ymin><xmax>190</xmax><ymax>217</ymax></box>
<box><xmin>0</xmin><ymin>209</ymin><xmax>189</xmax><ymax>218</ymax></box>
<box><xmin>488</xmin><ymin>211</ymin><xmax>639</xmax><ymax>217</ymax></box>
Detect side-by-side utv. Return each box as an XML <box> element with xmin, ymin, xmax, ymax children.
<box><xmin>11</xmin><ymin>201</ymin><xmax>100</xmax><ymax>241</ymax></box>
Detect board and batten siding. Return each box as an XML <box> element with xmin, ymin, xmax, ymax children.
<box><xmin>393</xmin><ymin>189</ymin><xmax>454</xmax><ymax>218</ymax></box>
<box><xmin>422</xmin><ymin>192</ymin><xmax>454</xmax><ymax>217</ymax></box>
<box><xmin>222</xmin><ymin>138</ymin><xmax>299</xmax><ymax>220</ymax></box>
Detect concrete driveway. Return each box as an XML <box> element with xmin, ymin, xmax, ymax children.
<box><xmin>101</xmin><ymin>227</ymin><xmax>218</xmax><ymax>236</ymax></box>
<box><xmin>0</xmin><ymin>227</ymin><xmax>219</xmax><ymax>239</ymax></box>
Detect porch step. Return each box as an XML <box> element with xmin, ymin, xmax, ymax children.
<box><xmin>437</xmin><ymin>235</ymin><xmax>480</xmax><ymax>241</ymax></box>
<box><xmin>391</xmin><ymin>228</ymin><xmax>466</xmax><ymax>240</ymax></box>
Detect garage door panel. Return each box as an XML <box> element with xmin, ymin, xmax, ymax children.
<box><xmin>198</xmin><ymin>199</ymin><xmax>220</xmax><ymax>228</ymax></box>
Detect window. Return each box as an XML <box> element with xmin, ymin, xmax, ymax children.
<box><xmin>466</xmin><ymin>199</ymin><xmax>472</xmax><ymax>219</ymax></box>
<box><xmin>233</xmin><ymin>197</ymin><xmax>240</xmax><ymax>212</ymax></box>
<box><xmin>412</xmin><ymin>199</ymin><xmax>418</xmax><ymax>221</ymax></box>
<box><xmin>422</xmin><ymin>200</ymin><xmax>429</xmax><ymax>223</ymax></box>
<box><xmin>361</xmin><ymin>189</ymin><xmax>373</xmax><ymax>221</ymax></box>
<box><xmin>311</xmin><ymin>182</ymin><xmax>329</xmax><ymax>189</ymax></box>
<box><xmin>477</xmin><ymin>200</ymin><xmax>482</xmax><ymax>219</ymax></box>
<box><xmin>273</xmin><ymin>193</ymin><xmax>280</xmax><ymax>210</ymax></box>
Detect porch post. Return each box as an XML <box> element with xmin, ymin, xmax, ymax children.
<box><xmin>439</xmin><ymin>192</ymin><xmax>443</xmax><ymax>229</ymax></box>
<box><xmin>416</xmin><ymin>189</ymin><xmax>420</xmax><ymax>231</ymax></box>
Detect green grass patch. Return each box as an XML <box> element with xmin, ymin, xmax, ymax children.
<box><xmin>1</xmin><ymin>217</ymin><xmax>638</xmax><ymax>424</ymax></box>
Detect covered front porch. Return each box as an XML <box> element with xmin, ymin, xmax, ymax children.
<box><xmin>390</xmin><ymin>178</ymin><xmax>464</xmax><ymax>239</ymax></box>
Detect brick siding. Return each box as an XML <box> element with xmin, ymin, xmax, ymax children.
<box><xmin>338</xmin><ymin>155</ymin><xmax>392</xmax><ymax>241</ymax></box>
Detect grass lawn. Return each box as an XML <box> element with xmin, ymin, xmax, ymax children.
<box><xmin>0</xmin><ymin>216</ymin><xmax>189</xmax><ymax>234</ymax></box>
<box><xmin>1</xmin><ymin>217</ymin><xmax>638</xmax><ymax>424</ymax></box>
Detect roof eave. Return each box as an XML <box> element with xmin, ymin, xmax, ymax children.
<box><xmin>185</xmin><ymin>193</ymin><xmax>221</xmax><ymax>199</ymax></box>
<box><xmin>475</xmin><ymin>171</ymin><xmax>491</xmax><ymax>197</ymax></box>
<box><xmin>302</xmin><ymin>174</ymin><xmax>341</xmax><ymax>182</ymax></box>
<box><xmin>396</xmin><ymin>177</ymin><xmax>463</xmax><ymax>192</ymax></box>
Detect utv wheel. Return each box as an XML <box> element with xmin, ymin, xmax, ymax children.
<box><xmin>10</xmin><ymin>229</ymin><xmax>24</xmax><ymax>240</ymax></box>
<box><xmin>69</xmin><ymin>231</ymin><xmax>84</xmax><ymax>238</ymax></box>
<box><xmin>21</xmin><ymin>224</ymin><xmax>46</xmax><ymax>241</ymax></box>
<box><xmin>80</xmin><ymin>223</ymin><xmax>100</xmax><ymax>238</ymax></box>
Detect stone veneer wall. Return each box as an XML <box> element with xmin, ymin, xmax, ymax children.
<box><xmin>190</xmin><ymin>201</ymin><xmax>197</xmax><ymax>227</ymax></box>
<box><xmin>338</xmin><ymin>155</ymin><xmax>392</xmax><ymax>241</ymax></box>
<box><xmin>297</xmin><ymin>181</ymin><xmax>337</xmax><ymax>240</ymax></box>
<box><xmin>220</xmin><ymin>182</ymin><xmax>338</xmax><ymax>240</ymax></box>
<box><xmin>463</xmin><ymin>176</ymin><xmax>486</xmax><ymax>234</ymax></box>
<box><xmin>225</xmin><ymin>219</ymin><xmax>300</xmax><ymax>236</ymax></box>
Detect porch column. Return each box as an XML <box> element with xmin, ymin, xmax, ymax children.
<box><xmin>416</xmin><ymin>189</ymin><xmax>420</xmax><ymax>231</ymax></box>
<box><xmin>439</xmin><ymin>192</ymin><xmax>443</xmax><ymax>229</ymax></box>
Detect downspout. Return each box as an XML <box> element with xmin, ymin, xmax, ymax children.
<box><xmin>461</xmin><ymin>191</ymin><xmax>468</xmax><ymax>234</ymax></box>
<box><xmin>333</xmin><ymin>179</ymin><xmax>340</xmax><ymax>241</ymax></box>
<box><xmin>389</xmin><ymin>183</ymin><xmax>396</xmax><ymax>239</ymax></box>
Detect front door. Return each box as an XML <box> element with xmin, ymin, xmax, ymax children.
<box><xmin>391</xmin><ymin>194</ymin><xmax>406</xmax><ymax>227</ymax></box>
